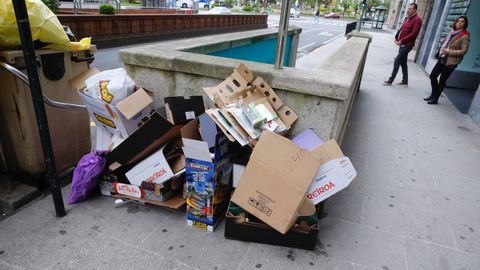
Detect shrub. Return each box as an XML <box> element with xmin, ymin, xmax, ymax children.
<box><xmin>99</xmin><ymin>4</ymin><xmax>116</xmax><ymax>15</ymax></box>
<box><xmin>41</xmin><ymin>0</ymin><xmax>60</xmax><ymax>13</ymax></box>
<box><xmin>223</xmin><ymin>0</ymin><xmax>233</xmax><ymax>7</ymax></box>
<box><xmin>242</xmin><ymin>5</ymin><xmax>254</xmax><ymax>11</ymax></box>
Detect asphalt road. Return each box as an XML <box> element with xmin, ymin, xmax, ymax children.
<box><xmin>268</xmin><ymin>14</ymin><xmax>354</xmax><ymax>59</ymax></box>
<box><xmin>92</xmin><ymin>14</ymin><xmax>355</xmax><ymax>70</ymax></box>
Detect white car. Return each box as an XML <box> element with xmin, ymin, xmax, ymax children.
<box><xmin>290</xmin><ymin>8</ymin><xmax>300</xmax><ymax>18</ymax></box>
<box><xmin>207</xmin><ymin>7</ymin><xmax>231</xmax><ymax>14</ymax></box>
<box><xmin>177</xmin><ymin>0</ymin><xmax>193</xmax><ymax>8</ymax></box>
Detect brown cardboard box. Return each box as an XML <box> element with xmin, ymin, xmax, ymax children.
<box><xmin>71</xmin><ymin>68</ymin><xmax>154</xmax><ymax>138</ymax></box>
<box><xmin>231</xmin><ymin>131</ymin><xmax>321</xmax><ymax>234</ymax></box>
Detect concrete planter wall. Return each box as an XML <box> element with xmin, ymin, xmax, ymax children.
<box><xmin>120</xmin><ymin>28</ymin><xmax>371</xmax><ymax>143</ymax></box>
<box><xmin>58</xmin><ymin>14</ymin><xmax>267</xmax><ymax>48</ymax></box>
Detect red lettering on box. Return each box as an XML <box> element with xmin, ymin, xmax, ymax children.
<box><xmin>146</xmin><ymin>168</ymin><xmax>168</xmax><ymax>183</ymax></box>
<box><xmin>114</xmin><ymin>183</ymin><xmax>142</xmax><ymax>198</ymax></box>
<box><xmin>306</xmin><ymin>181</ymin><xmax>336</xmax><ymax>199</ymax></box>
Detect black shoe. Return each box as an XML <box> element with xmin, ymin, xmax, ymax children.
<box><xmin>423</xmin><ymin>96</ymin><xmax>433</xmax><ymax>101</ymax></box>
<box><xmin>398</xmin><ymin>81</ymin><xmax>408</xmax><ymax>86</ymax></box>
<box><xmin>427</xmin><ymin>100</ymin><xmax>438</xmax><ymax>105</ymax></box>
<box><xmin>383</xmin><ymin>80</ymin><xmax>393</xmax><ymax>86</ymax></box>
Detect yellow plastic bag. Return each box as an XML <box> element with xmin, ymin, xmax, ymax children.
<box><xmin>0</xmin><ymin>0</ymin><xmax>91</xmax><ymax>51</ymax></box>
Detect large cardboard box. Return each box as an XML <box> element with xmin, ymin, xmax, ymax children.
<box><xmin>181</xmin><ymin>114</ymin><xmax>232</xmax><ymax>232</ymax></box>
<box><xmin>71</xmin><ymin>68</ymin><xmax>154</xmax><ymax>138</ymax></box>
<box><xmin>224</xmin><ymin>201</ymin><xmax>320</xmax><ymax>250</ymax></box>
<box><xmin>231</xmin><ymin>131</ymin><xmax>321</xmax><ymax>234</ymax></box>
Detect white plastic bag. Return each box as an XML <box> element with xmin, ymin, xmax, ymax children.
<box><xmin>84</xmin><ymin>68</ymin><xmax>135</xmax><ymax>105</ymax></box>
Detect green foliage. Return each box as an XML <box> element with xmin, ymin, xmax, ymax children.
<box><xmin>223</xmin><ymin>0</ymin><xmax>233</xmax><ymax>7</ymax></box>
<box><xmin>99</xmin><ymin>4</ymin><xmax>116</xmax><ymax>15</ymax></box>
<box><xmin>41</xmin><ymin>0</ymin><xmax>59</xmax><ymax>13</ymax></box>
<box><xmin>212</xmin><ymin>3</ymin><xmax>220</xmax><ymax>7</ymax></box>
<box><xmin>340</xmin><ymin>0</ymin><xmax>351</xmax><ymax>11</ymax></box>
<box><xmin>242</xmin><ymin>5</ymin><xmax>254</xmax><ymax>11</ymax></box>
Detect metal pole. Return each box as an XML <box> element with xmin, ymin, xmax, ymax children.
<box><xmin>274</xmin><ymin>0</ymin><xmax>292</xmax><ymax>69</ymax></box>
<box><xmin>357</xmin><ymin>1</ymin><xmax>365</xmax><ymax>32</ymax></box>
<box><xmin>12</xmin><ymin>0</ymin><xmax>66</xmax><ymax>217</ymax></box>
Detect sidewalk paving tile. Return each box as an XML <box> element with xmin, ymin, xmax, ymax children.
<box><xmin>405</xmin><ymin>237</ymin><xmax>480</xmax><ymax>270</ymax></box>
<box><xmin>317</xmin><ymin>217</ymin><xmax>407</xmax><ymax>270</ymax></box>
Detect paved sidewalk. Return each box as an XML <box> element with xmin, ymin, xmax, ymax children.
<box><xmin>1</xmin><ymin>30</ymin><xmax>480</xmax><ymax>270</ymax></box>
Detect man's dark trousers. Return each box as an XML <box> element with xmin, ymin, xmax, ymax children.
<box><xmin>389</xmin><ymin>45</ymin><xmax>413</xmax><ymax>83</ymax></box>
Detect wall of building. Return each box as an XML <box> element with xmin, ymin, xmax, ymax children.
<box><xmin>456</xmin><ymin>0</ymin><xmax>480</xmax><ymax>76</ymax></box>
<box><xmin>469</xmin><ymin>84</ymin><xmax>480</xmax><ymax>126</ymax></box>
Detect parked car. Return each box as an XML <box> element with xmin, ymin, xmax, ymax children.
<box><xmin>207</xmin><ymin>6</ymin><xmax>231</xmax><ymax>14</ymax></box>
<box><xmin>176</xmin><ymin>0</ymin><xmax>193</xmax><ymax>8</ymax></box>
<box><xmin>324</xmin><ymin>12</ymin><xmax>340</xmax><ymax>19</ymax></box>
<box><xmin>290</xmin><ymin>8</ymin><xmax>300</xmax><ymax>18</ymax></box>
<box><xmin>196</xmin><ymin>0</ymin><xmax>214</xmax><ymax>8</ymax></box>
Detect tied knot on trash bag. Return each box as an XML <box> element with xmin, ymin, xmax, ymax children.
<box><xmin>68</xmin><ymin>150</ymin><xmax>109</xmax><ymax>205</ymax></box>
<box><xmin>0</xmin><ymin>0</ymin><xmax>91</xmax><ymax>51</ymax></box>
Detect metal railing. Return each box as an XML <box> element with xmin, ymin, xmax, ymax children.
<box><xmin>0</xmin><ymin>62</ymin><xmax>87</xmax><ymax>111</ymax></box>
<box><xmin>345</xmin><ymin>21</ymin><xmax>357</xmax><ymax>35</ymax></box>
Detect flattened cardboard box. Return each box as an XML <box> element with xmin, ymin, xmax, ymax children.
<box><xmin>107</xmin><ymin>112</ymin><xmax>182</xmax><ymax>171</ymax></box>
<box><xmin>292</xmin><ymin>129</ymin><xmax>358</xmax><ymax>205</ymax></box>
<box><xmin>307</xmin><ymin>140</ymin><xmax>357</xmax><ymax>204</ymax></box>
<box><xmin>231</xmin><ymin>131</ymin><xmax>321</xmax><ymax>234</ymax></box>
<box><xmin>99</xmin><ymin>177</ymin><xmax>185</xmax><ymax>209</ymax></box>
<box><xmin>202</xmin><ymin>63</ymin><xmax>298</xmax><ymax>146</ymax></box>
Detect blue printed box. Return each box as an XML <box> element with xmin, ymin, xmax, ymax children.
<box><xmin>181</xmin><ymin>113</ymin><xmax>232</xmax><ymax>232</ymax></box>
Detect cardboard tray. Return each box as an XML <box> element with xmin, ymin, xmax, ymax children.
<box><xmin>224</xmin><ymin>200</ymin><xmax>320</xmax><ymax>250</ymax></box>
<box><xmin>224</xmin><ymin>213</ymin><xmax>319</xmax><ymax>250</ymax></box>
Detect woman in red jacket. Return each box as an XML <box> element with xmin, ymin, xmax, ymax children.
<box><xmin>425</xmin><ymin>16</ymin><xmax>470</xmax><ymax>105</ymax></box>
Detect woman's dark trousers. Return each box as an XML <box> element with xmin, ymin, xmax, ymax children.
<box><xmin>429</xmin><ymin>60</ymin><xmax>456</xmax><ymax>101</ymax></box>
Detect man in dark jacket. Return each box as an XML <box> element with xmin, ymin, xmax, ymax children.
<box><xmin>384</xmin><ymin>3</ymin><xmax>422</xmax><ymax>86</ymax></box>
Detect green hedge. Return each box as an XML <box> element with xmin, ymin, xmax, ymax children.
<box><xmin>242</xmin><ymin>5</ymin><xmax>254</xmax><ymax>11</ymax></box>
<box><xmin>99</xmin><ymin>4</ymin><xmax>116</xmax><ymax>15</ymax></box>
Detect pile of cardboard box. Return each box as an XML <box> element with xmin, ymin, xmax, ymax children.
<box><xmin>71</xmin><ymin>63</ymin><xmax>357</xmax><ymax>250</ymax></box>
<box><xmin>203</xmin><ymin>63</ymin><xmax>298</xmax><ymax>147</ymax></box>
